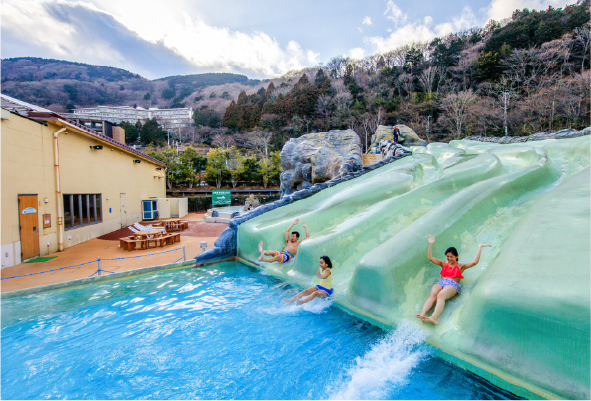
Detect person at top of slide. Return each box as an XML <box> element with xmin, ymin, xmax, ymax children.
<box><xmin>258</xmin><ymin>219</ymin><xmax>310</xmax><ymax>264</ymax></box>
<box><xmin>392</xmin><ymin>125</ymin><xmax>400</xmax><ymax>144</ymax></box>
<box><xmin>284</xmin><ymin>256</ymin><xmax>334</xmax><ymax>305</ymax></box>
<box><xmin>417</xmin><ymin>235</ymin><xmax>491</xmax><ymax>325</ymax></box>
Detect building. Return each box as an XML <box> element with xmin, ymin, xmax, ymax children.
<box><xmin>71</xmin><ymin>105</ymin><xmax>193</xmax><ymax>128</ymax></box>
<box><xmin>1</xmin><ymin>94</ymin><xmax>167</xmax><ymax>268</ymax></box>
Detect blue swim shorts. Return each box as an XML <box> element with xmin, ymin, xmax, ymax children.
<box><xmin>436</xmin><ymin>278</ymin><xmax>461</xmax><ymax>294</ymax></box>
<box><xmin>316</xmin><ymin>285</ymin><xmax>334</xmax><ymax>296</ymax></box>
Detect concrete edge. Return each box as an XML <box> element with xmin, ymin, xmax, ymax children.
<box><xmin>1</xmin><ymin>259</ymin><xmax>196</xmax><ymax>299</ymax></box>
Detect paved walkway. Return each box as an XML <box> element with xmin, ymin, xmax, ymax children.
<box><xmin>1</xmin><ymin>213</ymin><xmax>227</xmax><ymax>293</ymax></box>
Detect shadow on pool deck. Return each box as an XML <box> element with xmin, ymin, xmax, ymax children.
<box><xmin>1</xmin><ymin>213</ymin><xmax>227</xmax><ymax>293</ymax></box>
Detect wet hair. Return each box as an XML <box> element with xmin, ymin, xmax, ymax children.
<box><xmin>291</xmin><ymin>231</ymin><xmax>300</xmax><ymax>239</ymax></box>
<box><xmin>445</xmin><ymin>247</ymin><xmax>459</xmax><ymax>258</ymax></box>
<box><xmin>320</xmin><ymin>255</ymin><xmax>332</xmax><ymax>268</ymax></box>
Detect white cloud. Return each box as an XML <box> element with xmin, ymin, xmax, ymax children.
<box><xmin>384</xmin><ymin>1</ymin><xmax>407</xmax><ymax>26</ymax></box>
<box><xmin>2</xmin><ymin>0</ymin><xmax>319</xmax><ymax>79</ymax></box>
<box><xmin>358</xmin><ymin>27</ymin><xmax>363</xmax><ymax>33</ymax></box>
<box><xmin>349</xmin><ymin>47</ymin><xmax>366</xmax><ymax>60</ymax></box>
<box><xmin>484</xmin><ymin>0</ymin><xmax>575</xmax><ymax>21</ymax></box>
<box><xmin>369</xmin><ymin>6</ymin><xmax>478</xmax><ymax>54</ymax></box>
<box><xmin>424</xmin><ymin>16</ymin><xmax>433</xmax><ymax>25</ymax></box>
<box><xmin>362</xmin><ymin>16</ymin><xmax>373</xmax><ymax>26</ymax></box>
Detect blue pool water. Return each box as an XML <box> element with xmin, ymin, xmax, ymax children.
<box><xmin>1</xmin><ymin>262</ymin><xmax>519</xmax><ymax>399</ymax></box>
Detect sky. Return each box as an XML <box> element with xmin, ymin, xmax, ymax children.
<box><xmin>1</xmin><ymin>0</ymin><xmax>578</xmax><ymax>80</ymax></box>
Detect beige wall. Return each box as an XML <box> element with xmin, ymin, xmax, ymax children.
<box><xmin>1</xmin><ymin>112</ymin><xmax>166</xmax><ymax>268</ymax></box>
<box><xmin>169</xmin><ymin>198</ymin><xmax>188</xmax><ymax>218</ymax></box>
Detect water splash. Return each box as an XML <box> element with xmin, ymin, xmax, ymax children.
<box><xmin>328</xmin><ymin>321</ymin><xmax>430</xmax><ymax>400</ymax></box>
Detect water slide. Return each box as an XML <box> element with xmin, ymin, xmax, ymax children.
<box><xmin>236</xmin><ymin>136</ymin><xmax>590</xmax><ymax>399</ymax></box>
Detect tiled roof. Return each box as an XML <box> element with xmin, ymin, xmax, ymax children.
<box><xmin>1</xmin><ymin>94</ymin><xmax>167</xmax><ymax>167</ymax></box>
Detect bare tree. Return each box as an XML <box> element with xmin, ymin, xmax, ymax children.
<box><xmin>398</xmin><ymin>73</ymin><xmax>414</xmax><ymax>97</ymax></box>
<box><xmin>245</xmin><ymin>129</ymin><xmax>273</xmax><ymax>157</ymax></box>
<box><xmin>351</xmin><ymin>108</ymin><xmax>385</xmax><ymax>152</ymax></box>
<box><xmin>316</xmin><ymin>94</ymin><xmax>333</xmax><ymax>118</ymax></box>
<box><xmin>572</xmin><ymin>23</ymin><xmax>591</xmax><ymax>72</ymax></box>
<box><xmin>213</xmin><ymin>134</ymin><xmax>235</xmax><ymax>150</ymax></box>
<box><xmin>440</xmin><ymin>90</ymin><xmax>477</xmax><ymax>138</ymax></box>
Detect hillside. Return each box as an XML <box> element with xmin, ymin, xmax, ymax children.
<box><xmin>0</xmin><ymin>57</ymin><xmax>261</xmax><ymax>112</ymax></box>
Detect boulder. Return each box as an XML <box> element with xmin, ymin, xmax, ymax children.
<box><xmin>378</xmin><ymin>139</ymin><xmax>407</xmax><ymax>158</ymax></box>
<box><xmin>280</xmin><ymin>129</ymin><xmax>362</xmax><ymax>197</ymax></box>
<box><xmin>243</xmin><ymin>194</ymin><xmax>260</xmax><ymax>211</ymax></box>
<box><xmin>369</xmin><ymin>125</ymin><xmax>427</xmax><ymax>149</ymax></box>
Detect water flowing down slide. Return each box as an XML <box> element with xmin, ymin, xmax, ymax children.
<box><xmin>236</xmin><ymin>136</ymin><xmax>590</xmax><ymax>400</ymax></box>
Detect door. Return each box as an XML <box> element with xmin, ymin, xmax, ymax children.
<box><xmin>18</xmin><ymin>194</ymin><xmax>40</xmax><ymax>260</ymax></box>
<box><xmin>120</xmin><ymin>193</ymin><xmax>127</xmax><ymax>226</ymax></box>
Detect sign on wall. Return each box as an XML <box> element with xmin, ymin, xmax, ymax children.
<box><xmin>212</xmin><ymin>190</ymin><xmax>231</xmax><ymax>206</ymax></box>
<box><xmin>43</xmin><ymin>214</ymin><xmax>51</xmax><ymax>228</ymax></box>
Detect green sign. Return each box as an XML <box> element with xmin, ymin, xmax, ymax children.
<box><xmin>212</xmin><ymin>190</ymin><xmax>231</xmax><ymax>206</ymax></box>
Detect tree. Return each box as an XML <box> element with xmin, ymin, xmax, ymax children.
<box><xmin>180</xmin><ymin>147</ymin><xmax>207</xmax><ymax>188</ymax></box>
<box><xmin>440</xmin><ymin>90</ymin><xmax>477</xmax><ymax>138</ymax></box>
<box><xmin>140</xmin><ymin>118</ymin><xmax>167</xmax><ymax>146</ymax></box>
<box><xmin>213</xmin><ymin>134</ymin><xmax>235</xmax><ymax>150</ymax></box>
<box><xmin>225</xmin><ymin>147</ymin><xmax>246</xmax><ymax>188</ymax></box>
<box><xmin>205</xmin><ymin>148</ymin><xmax>228</xmax><ymax>189</ymax></box>
<box><xmin>245</xmin><ymin>129</ymin><xmax>273</xmax><ymax>156</ymax></box>
<box><xmin>258</xmin><ymin>157</ymin><xmax>273</xmax><ymax>188</ymax></box>
<box><xmin>119</xmin><ymin>121</ymin><xmax>139</xmax><ymax>144</ymax></box>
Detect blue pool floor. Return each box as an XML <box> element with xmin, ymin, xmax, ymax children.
<box><xmin>1</xmin><ymin>262</ymin><xmax>521</xmax><ymax>399</ymax></box>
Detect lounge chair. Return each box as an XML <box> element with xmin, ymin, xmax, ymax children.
<box><xmin>133</xmin><ymin>222</ymin><xmax>165</xmax><ymax>232</ymax></box>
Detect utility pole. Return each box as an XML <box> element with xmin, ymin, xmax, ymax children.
<box><xmin>502</xmin><ymin>92</ymin><xmax>510</xmax><ymax>137</ymax></box>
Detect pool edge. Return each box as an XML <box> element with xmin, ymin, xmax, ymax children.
<box><xmin>1</xmin><ymin>260</ymin><xmax>196</xmax><ymax>299</ymax></box>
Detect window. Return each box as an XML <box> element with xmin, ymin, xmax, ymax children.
<box><xmin>63</xmin><ymin>194</ymin><xmax>103</xmax><ymax>230</ymax></box>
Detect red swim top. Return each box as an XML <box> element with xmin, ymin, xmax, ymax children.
<box><xmin>440</xmin><ymin>264</ymin><xmax>464</xmax><ymax>279</ymax></box>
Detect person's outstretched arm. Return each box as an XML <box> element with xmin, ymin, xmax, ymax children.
<box><xmin>285</xmin><ymin>219</ymin><xmax>299</xmax><ymax>242</ymax></box>
<box><xmin>299</xmin><ymin>222</ymin><xmax>310</xmax><ymax>243</ymax></box>
<box><xmin>427</xmin><ymin>235</ymin><xmax>445</xmax><ymax>267</ymax></box>
<box><xmin>461</xmin><ymin>244</ymin><xmax>492</xmax><ymax>269</ymax></box>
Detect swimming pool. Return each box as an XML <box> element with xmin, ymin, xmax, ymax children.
<box><xmin>205</xmin><ymin>206</ymin><xmax>246</xmax><ymax>223</ymax></box>
<box><xmin>1</xmin><ymin>262</ymin><xmax>519</xmax><ymax>399</ymax></box>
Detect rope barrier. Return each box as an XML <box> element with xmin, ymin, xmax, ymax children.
<box><xmin>1</xmin><ymin>260</ymin><xmax>98</xmax><ymax>280</ymax></box>
<box><xmin>2</xmin><ymin>246</ymin><xmax>187</xmax><ymax>280</ymax></box>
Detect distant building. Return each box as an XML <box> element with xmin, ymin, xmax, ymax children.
<box><xmin>70</xmin><ymin>105</ymin><xmax>193</xmax><ymax>128</ymax></box>
<box><xmin>1</xmin><ymin>94</ymin><xmax>167</xmax><ymax>268</ymax></box>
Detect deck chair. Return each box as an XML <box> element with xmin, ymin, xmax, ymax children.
<box><xmin>133</xmin><ymin>222</ymin><xmax>165</xmax><ymax>232</ymax></box>
<box><xmin>129</xmin><ymin>226</ymin><xmax>140</xmax><ymax>233</ymax></box>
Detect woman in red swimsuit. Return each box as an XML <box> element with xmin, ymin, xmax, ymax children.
<box><xmin>417</xmin><ymin>234</ymin><xmax>491</xmax><ymax>325</ymax></box>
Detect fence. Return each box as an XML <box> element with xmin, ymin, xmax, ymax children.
<box><xmin>1</xmin><ymin>246</ymin><xmax>187</xmax><ymax>280</ymax></box>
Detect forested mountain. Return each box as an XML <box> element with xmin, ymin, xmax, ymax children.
<box><xmin>221</xmin><ymin>1</ymin><xmax>590</xmax><ymax>146</ymax></box>
<box><xmin>0</xmin><ymin>57</ymin><xmax>259</xmax><ymax>112</ymax></box>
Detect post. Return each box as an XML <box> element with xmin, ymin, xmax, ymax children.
<box><xmin>503</xmin><ymin>92</ymin><xmax>509</xmax><ymax>137</ymax></box>
<box><xmin>97</xmin><ymin>257</ymin><xmax>101</xmax><ymax>276</ymax></box>
<box><xmin>182</xmin><ymin>245</ymin><xmax>186</xmax><ymax>261</ymax></box>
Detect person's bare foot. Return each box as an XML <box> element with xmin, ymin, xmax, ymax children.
<box><xmin>258</xmin><ymin>253</ymin><xmax>264</xmax><ymax>262</ymax></box>
<box><xmin>283</xmin><ymin>298</ymin><xmax>293</xmax><ymax>304</ymax></box>
<box><xmin>424</xmin><ymin>316</ymin><xmax>439</xmax><ymax>325</ymax></box>
<box><xmin>416</xmin><ymin>313</ymin><xmax>427</xmax><ymax>321</ymax></box>
<box><xmin>258</xmin><ymin>241</ymin><xmax>263</xmax><ymax>253</ymax></box>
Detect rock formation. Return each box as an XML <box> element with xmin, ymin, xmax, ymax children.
<box><xmin>243</xmin><ymin>195</ymin><xmax>260</xmax><ymax>211</ymax></box>
<box><xmin>369</xmin><ymin>124</ymin><xmax>427</xmax><ymax>149</ymax></box>
<box><xmin>279</xmin><ymin>129</ymin><xmax>362</xmax><ymax>197</ymax></box>
<box><xmin>378</xmin><ymin>139</ymin><xmax>407</xmax><ymax>158</ymax></box>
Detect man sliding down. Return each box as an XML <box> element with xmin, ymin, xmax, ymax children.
<box><xmin>258</xmin><ymin>219</ymin><xmax>310</xmax><ymax>263</ymax></box>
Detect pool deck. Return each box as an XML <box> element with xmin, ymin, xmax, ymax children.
<box><xmin>1</xmin><ymin>212</ymin><xmax>227</xmax><ymax>293</ymax></box>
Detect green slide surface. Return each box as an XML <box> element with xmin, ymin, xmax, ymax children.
<box><xmin>237</xmin><ymin>136</ymin><xmax>590</xmax><ymax>399</ymax></box>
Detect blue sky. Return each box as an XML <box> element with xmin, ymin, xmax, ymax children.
<box><xmin>1</xmin><ymin>0</ymin><xmax>577</xmax><ymax>79</ymax></box>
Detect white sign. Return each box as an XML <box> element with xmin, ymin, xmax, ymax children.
<box><xmin>22</xmin><ymin>207</ymin><xmax>37</xmax><ymax>215</ymax></box>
